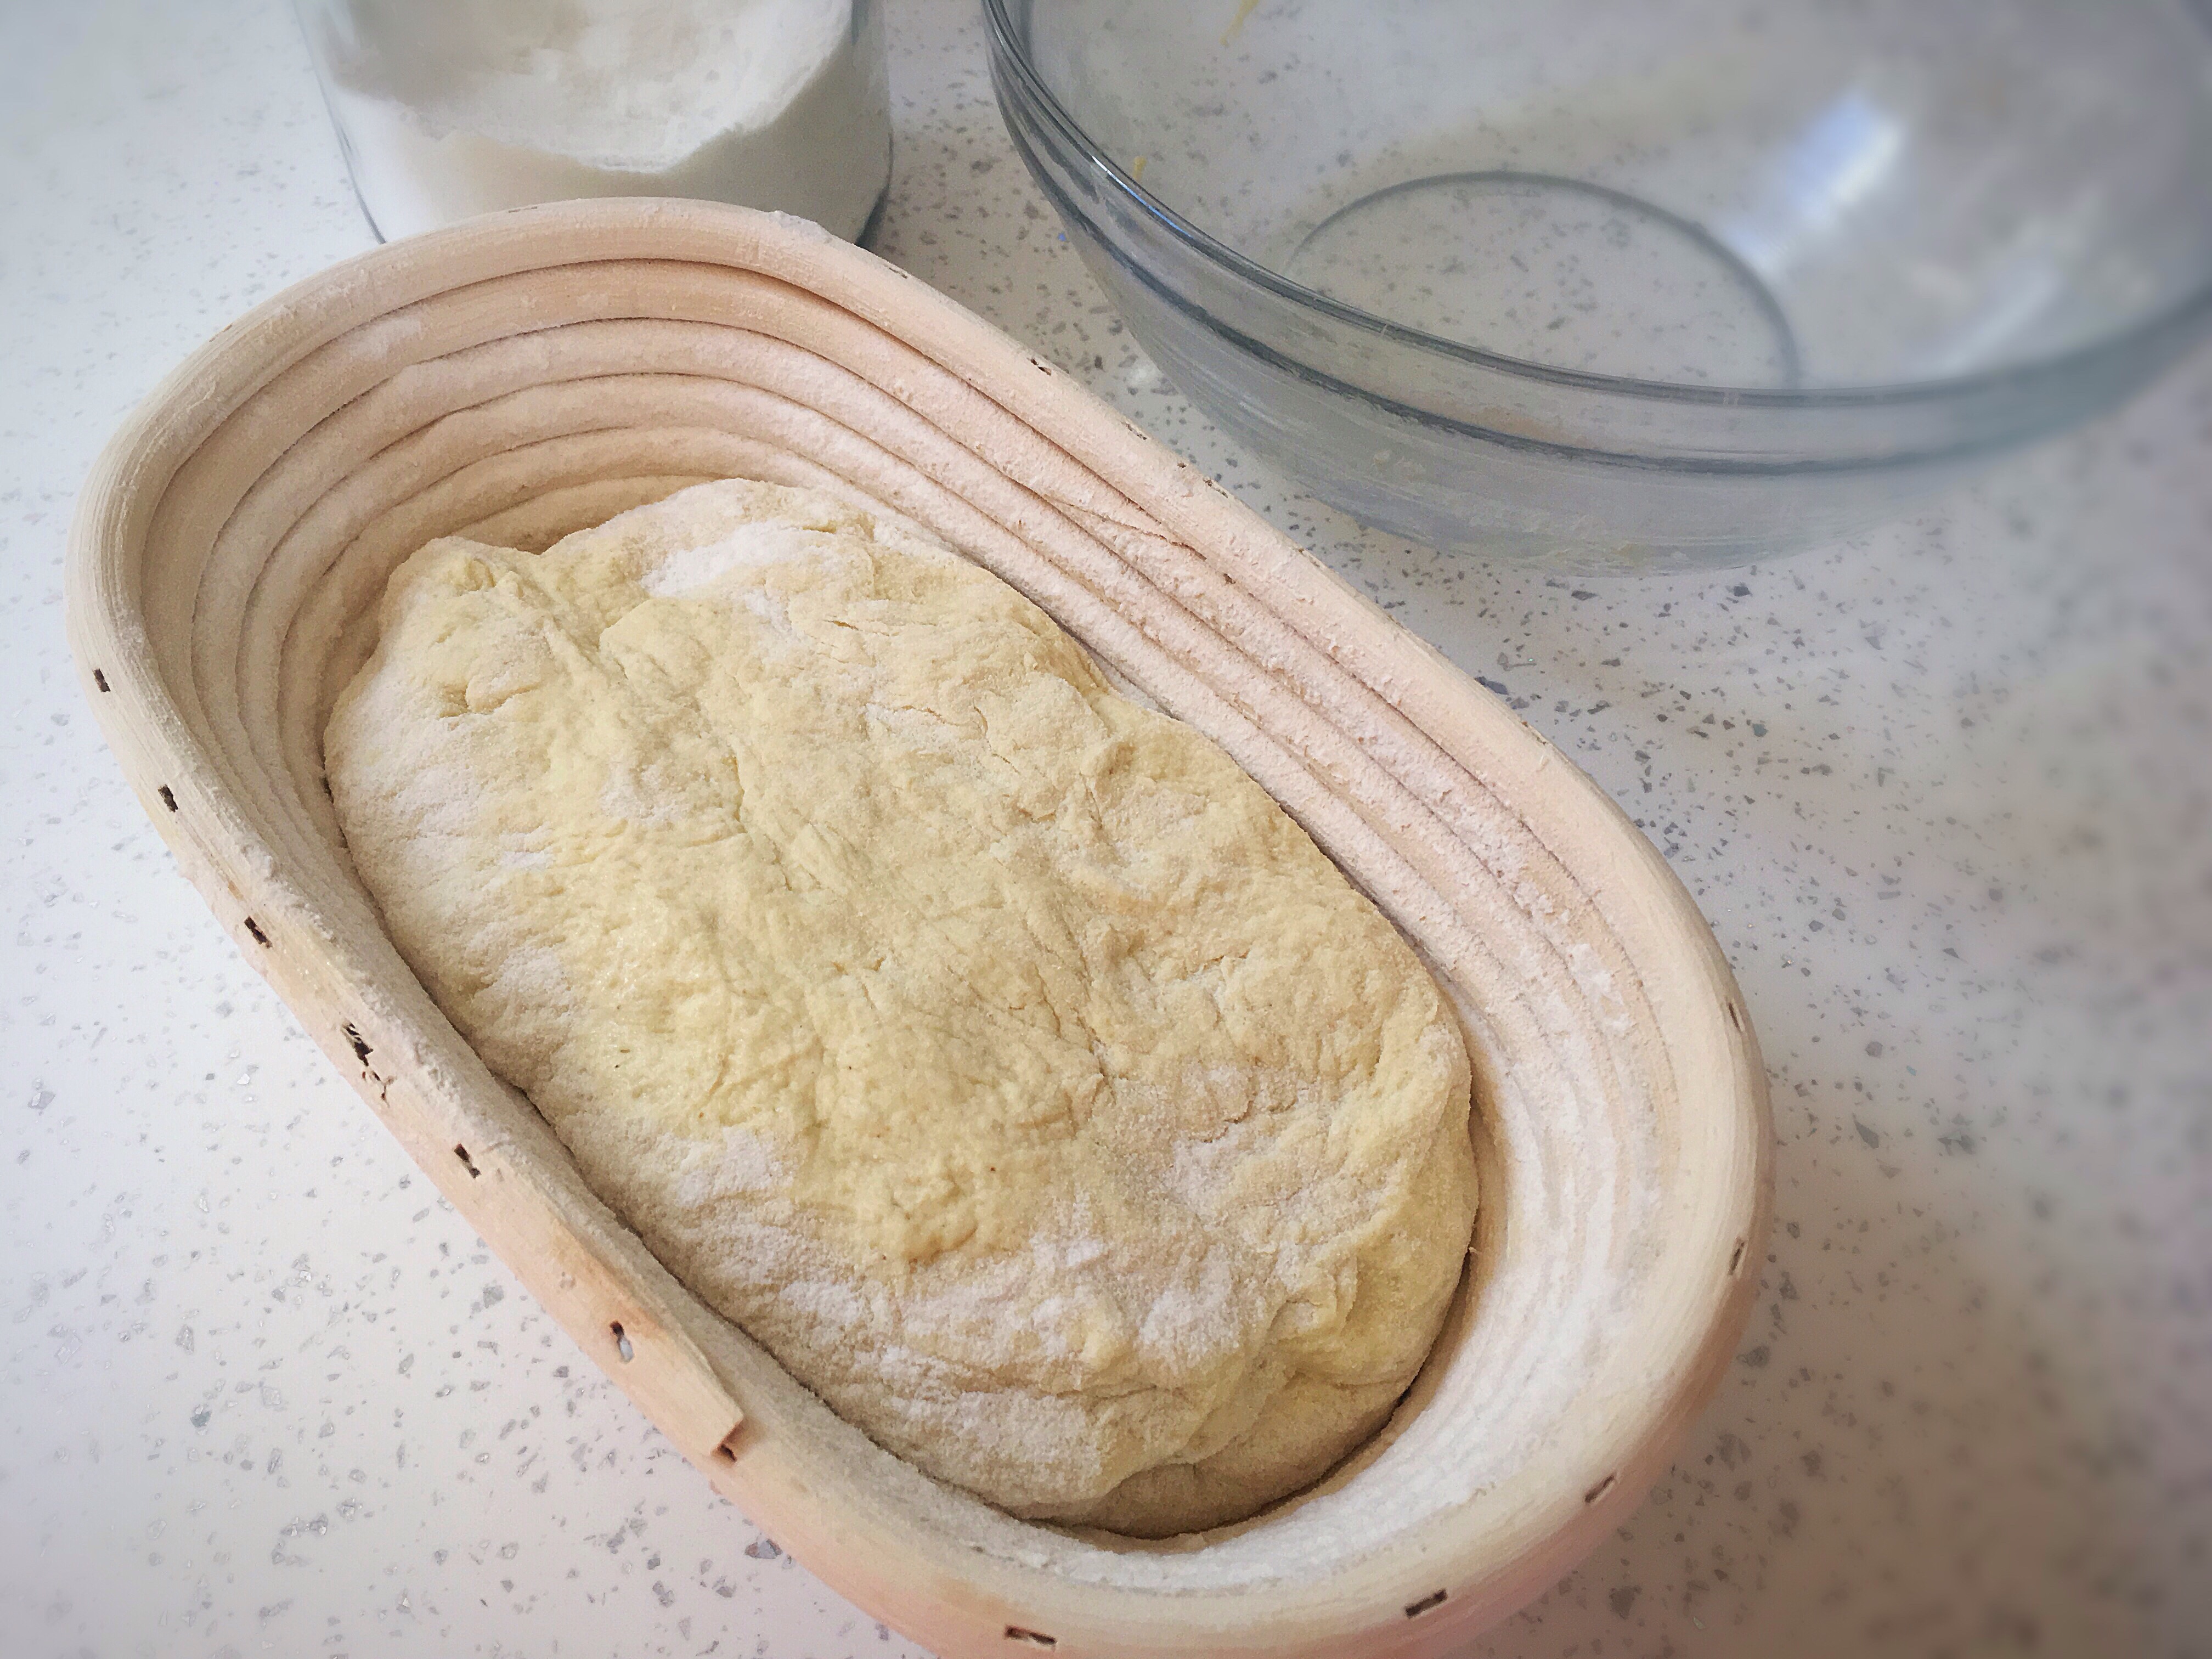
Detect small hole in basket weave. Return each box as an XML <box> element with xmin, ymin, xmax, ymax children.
<box><xmin>612</xmin><ymin>1323</ymin><xmax>635</xmax><ymax>1363</ymax></box>
<box><xmin>1003</xmin><ymin>1628</ymin><xmax>1057</xmax><ymax>1648</ymax></box>
<box><xmin>92</xmin><ymin>669</ymin><xmax>110</xmax><ymax>692</ymax></box>
<box><xmin>1404</xmin><ymin>1589</ymin><xmax>1447</xmax><ymax>1618</ymax></box>
<box><xmin>157</xmin><ymin>786</ymin><xmax>177</xmax><ymax>812</ymax></box>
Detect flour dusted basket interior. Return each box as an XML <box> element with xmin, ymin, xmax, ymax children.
<box><xmin>67</xmin><ymin>200</ymin><xmax>1769</xmax><ymax>1659</ymax></box>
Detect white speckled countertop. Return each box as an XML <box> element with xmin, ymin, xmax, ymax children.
<box><xmin>3</xmin><ymin>3</ymin><xmax>2208</xmax><ymax>1656</ymax></box>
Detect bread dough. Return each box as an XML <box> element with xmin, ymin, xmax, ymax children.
<box><xmin>326</xmin><ymin>478</ymin><xmax>1476</xmax><ymax>1536</ymax></box>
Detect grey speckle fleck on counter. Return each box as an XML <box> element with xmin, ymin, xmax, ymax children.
<box><xmin>2</xmin><ymin>2</ymin><xmax>2208</xmax><ymax>1656</ymax></box>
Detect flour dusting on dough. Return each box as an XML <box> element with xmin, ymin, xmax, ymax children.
<box><xmin>325</xmin><ymin>478</ymin><xmax>1477</xmax><ymax>1536</ymax></box>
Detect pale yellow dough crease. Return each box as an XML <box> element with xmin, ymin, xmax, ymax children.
<box><xmin>326</xmin><ymin>478</ymin><xmax>1477</xmax><ymax>1536</ymax></box>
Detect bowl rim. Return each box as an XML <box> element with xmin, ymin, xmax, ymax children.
<box><xmin>981</xmin><ymin>0</ymin><xmax>2212</xmax><ymax>412</ymax></box>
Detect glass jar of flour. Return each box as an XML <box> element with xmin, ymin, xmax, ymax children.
<box><xmin>295</xmin><ymin>0</ymin><xmax>890</xmax><ymax>244</ymax></box>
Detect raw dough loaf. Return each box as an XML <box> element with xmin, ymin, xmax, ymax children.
<box><xmin>326</xmin><ymin>478</ymin><xmax>1477</xmax><ymax>1536</ymax></box>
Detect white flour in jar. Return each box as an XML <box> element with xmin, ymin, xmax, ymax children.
<box><xmin>305</xmin><ymin>0</ymin><xmax>888</xmax><ymax>242</ymax></box>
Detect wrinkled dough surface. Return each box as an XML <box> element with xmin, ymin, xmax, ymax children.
<box><xmin>326</xmin><ymin>478</ymin><xmax>1477</xmax><ymax>1536</ymax></box>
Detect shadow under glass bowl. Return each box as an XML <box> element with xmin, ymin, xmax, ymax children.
<box><xmin>983</xmin><ymin>0</ymin><xmax>2212</xmax><ymax>572</ymax></box>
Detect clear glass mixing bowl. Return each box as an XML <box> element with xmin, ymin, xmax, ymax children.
<box><xmin>984</xmin><ymin>0</ymin><xmax>2212</xmax><ymax>571</ymax></box>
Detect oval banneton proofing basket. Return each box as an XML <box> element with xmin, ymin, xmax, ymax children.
<box><xmin>66</xmin><ymin>200</ymin><xmax>1768</xmax><ymax>1659</ymax></box>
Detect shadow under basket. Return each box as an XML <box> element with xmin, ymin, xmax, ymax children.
<box><xmin>66</xmin><ymin>199</ymin><xmax>1769</xmax><ymax>1659</ymax></box>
